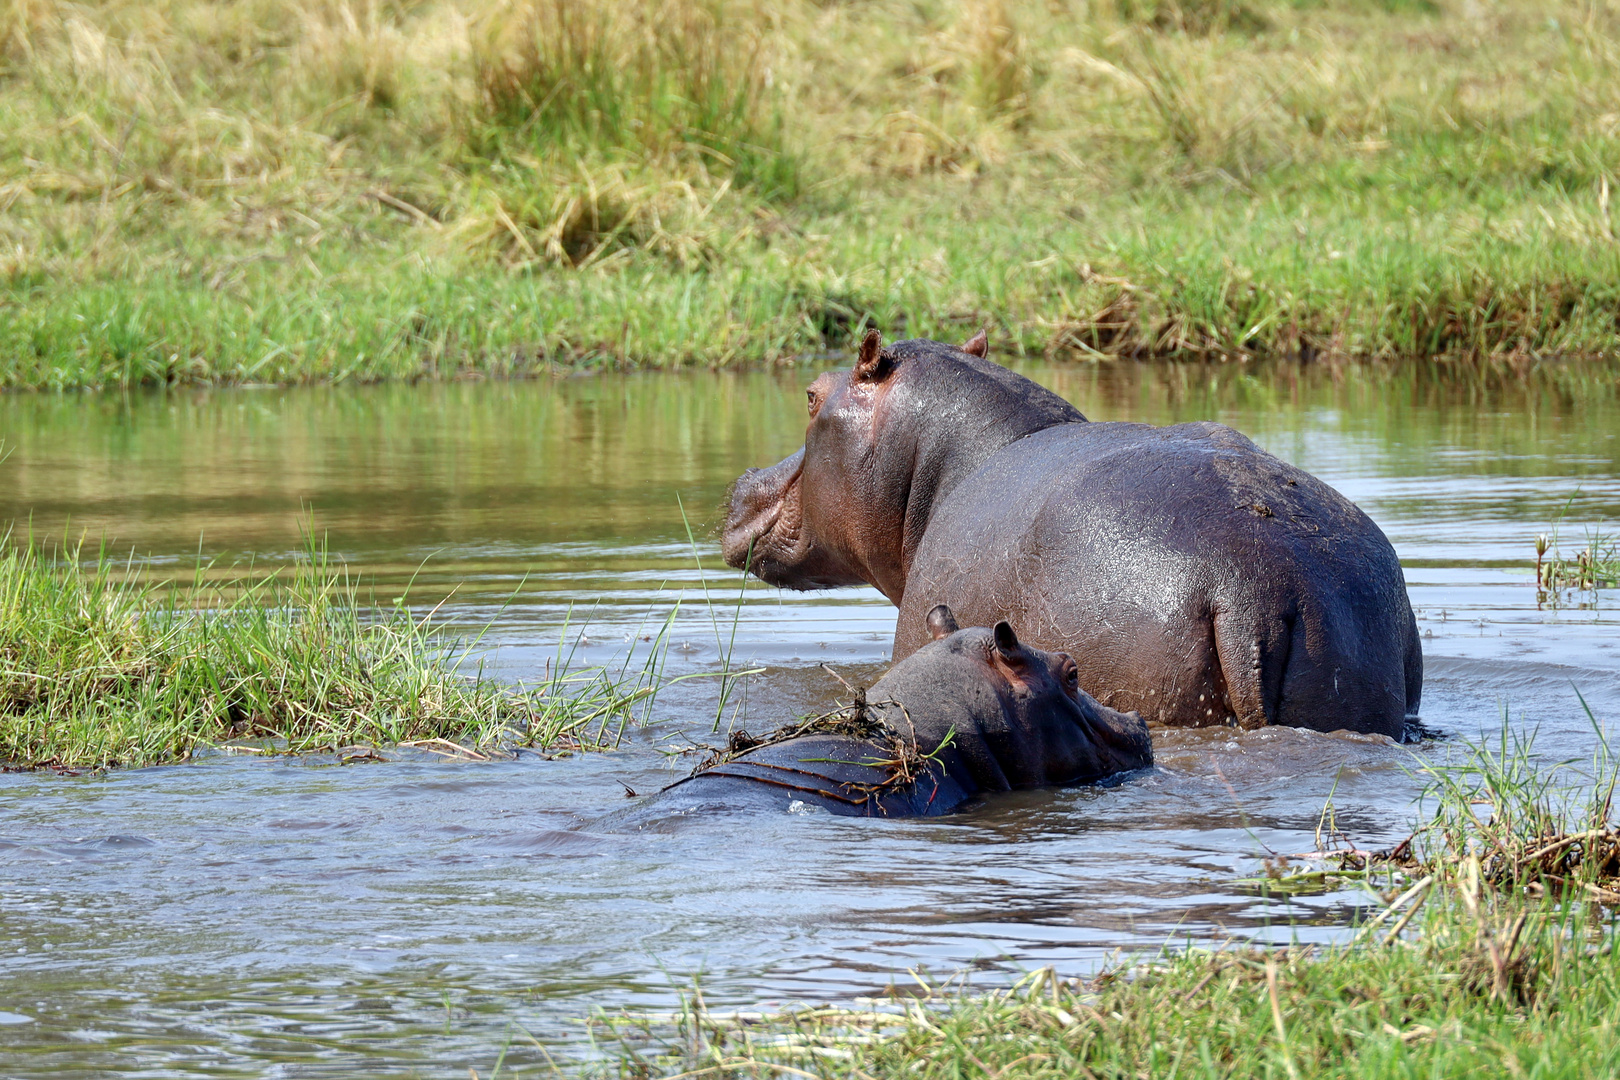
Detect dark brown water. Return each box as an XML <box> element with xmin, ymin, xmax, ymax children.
<box><xmin>2</xmin><ymin>362</ymin><xmax>1618</xmax><ymax>1077</ymax></box>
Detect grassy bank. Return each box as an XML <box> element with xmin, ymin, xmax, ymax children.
<box><xmin>0</xmin><ymin>537</ymin><xmax>666</xmax><ymax>769</ymax></box>
<box><xmin>2</xmin><ymin>0</ymin><xmax>1619</xmax><ymax>388</ymax></box>
<box><xmin>599</xmin><ymin>908</ymin><xmax>1620</xmax><ymax>1079</ymax></box>
<box><xmin>593</xmin><ymin>724</ymin><xmax>1620</xmax><ymax>1079</ymax></box>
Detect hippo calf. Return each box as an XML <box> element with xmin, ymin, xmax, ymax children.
<box><xmin>723</xmin><ymin>331</ymin><xmax>1422</xmax><ymax>739</ymax></box>
<box><xmin>596</xmin><ymin>608</ymin><xmax>1152</xmax><ymax>824</ymax></box>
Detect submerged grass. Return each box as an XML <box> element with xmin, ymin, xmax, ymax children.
<box><xmin>592</xmin><ymin>719</ymin><xmax>1620</xmax><ymax>1079</ymax></box>
<box><xmin>0</xmin><ymin>536</ymin><xmax>671</xmax><ymax>770</ymax></box>
<box><xmin>2</xmin><ymin>0</ymin><xmax>1619</xmax><ymax>387</ymax></box>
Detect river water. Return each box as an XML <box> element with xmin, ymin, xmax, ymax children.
<box><xmin>2</xmin><ymin>361</ymin><xmax>1618</xmax><ymax>1077</ymax></box>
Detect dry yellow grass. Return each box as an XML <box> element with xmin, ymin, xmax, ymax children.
<box><xmin>1</xmin><ymin>0</ymin><xmax>1617</xmax><ymax>384</ymax></box>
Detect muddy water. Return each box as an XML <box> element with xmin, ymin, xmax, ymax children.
<box><xmin>2</xmin><ymin>362</ymin><xmax>1619</xmax><ymax>1077</ymax></box>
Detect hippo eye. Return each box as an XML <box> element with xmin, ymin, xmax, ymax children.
<box><xmin>1059</xmin><ymin>657</ymin><xmax>1080</xmax><ymax>692</ymax></box>
<box><xmin>806</xmin><ymin>389</ymin><xmax>820</xmax><ymax>417</ymax></box>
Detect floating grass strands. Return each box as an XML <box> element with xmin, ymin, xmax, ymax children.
<box><xmin>1256</xmin><ymin>712</ymin><xmax>1620</xmax><ymax>902</ymax></box>
<box><xmin>0</xmin><ymin>536</ymin><xmax>671</xmax><ymax>770</ymax></box>
<box><xmin>670</xmin><ymin>690</ymin><xmax>956</xmax><ymax>810</ymax></box>
<box><xmin>597</xmin><ymin>717</ymin><xmax>1620</xmax><ymax>1080</ymax></box>
<box><xmin>1385</xmin><ymin>710</ymin><xmax>1620</xmax><ymax>902</ymax></box>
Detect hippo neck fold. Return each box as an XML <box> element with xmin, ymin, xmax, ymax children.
<box><xmin>888</xmin><ymin>350</ymin><xmax>1087</xmax><ymax>597</ymax></box>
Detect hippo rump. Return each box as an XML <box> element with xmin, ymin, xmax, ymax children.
<box><xmin>594</xmin><ymin>608</ymin><xmax>1152</xmax><ymax>825</ymax></box>
<box><xmin>722</xmin><ymin>331</ymin><xmax>1422</xmax><ymax>740</ymax></box>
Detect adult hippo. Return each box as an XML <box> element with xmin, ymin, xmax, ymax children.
<box><xmin>722</xmin><ymin>331</ymin><xmax>1422</xmax><ymax>739</ymax></box>
<box><xmin>597</xmin><ymin>608</ymin><xmax>1152</xmax><ymax>823</ymax></box>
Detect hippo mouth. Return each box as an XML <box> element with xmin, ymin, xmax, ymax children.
<box><xmin>722</xmin><ymin>454</ymin><xmax>805</xmax><ymax>585</ymax></box>
<box><xmin>721</xmin><ymin>450</ymin><xmax>864</xmax><ymax>590</ymax></box>
<box><xmin>1066</xmin><ymin>696</ymin><xmax>1154</xmax><ymax>778</ymax></box>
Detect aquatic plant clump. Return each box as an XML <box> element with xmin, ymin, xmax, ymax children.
<box><xmin>1536</xmin><ymin>526</ymin><xmax>1619</xmax><ymax>602</ymax></box>
<box><xmin>681</xmin><ymin>691</ymin><xmax>953</xmax><ymax>806</ymax></box>
<box><xmin>0</xmin><ymin>539</ymin><xmax>661</xmax><ymax>770</ymax></box>
<box><xmin>1313</xmin><ymin>714</ymin><xmax>1620</xmax><ymax>909</ymax></box>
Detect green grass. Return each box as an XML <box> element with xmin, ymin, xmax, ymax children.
<box><xmin>597</xmin><ymin>909</ymin><xmax>1620</xmax><ymax>1079</ymax></box>
<box><xmin>2</xmin><ymin>0</ymin><xmax>1619</xmax><ymax>388</ymax></box>
<box><xmin>0</xmin><ymin>535</ymin><xmax>671</xmax><ymax>769</ymax></box>
<box><xmin>1537</xmin><ymin>524</ymin><xmax>1620</xmax><ymax>600</ymax></box>
<box><xmin>592</xmin><ymin>720</ymin><xmax>1620</xmax><ymax>1079</ymax></box>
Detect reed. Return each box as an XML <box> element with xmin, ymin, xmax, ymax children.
<box><xmin>0</xmin><ymin>534</ymin><xmax>671</xmax><ymax>770</ymax></box>
<box><xmin>467</xmin><ymin>0</ymin><xmax>796</xmax><ymax>196</ymax></box>
<box><xmin>1537</xmin><ymin>524</ymin><xmax>1620</xmax><ymax>601</ymax></box>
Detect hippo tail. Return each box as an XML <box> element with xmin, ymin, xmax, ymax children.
<box><xmin>1212</xmin><ymin>610</ymin><xmax>1291</xmax><ymax>730</ymax></box>
<box><xmin>1213</xmin><ymin>598</ymin><xmax>1417</xmax><ymax>739</ymax></box>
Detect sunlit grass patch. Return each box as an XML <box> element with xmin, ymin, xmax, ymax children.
<box><xmin>467</xmin><ymin>0</ymin><xmax>799</xmax><ymax>198</ymax></box>
<box><xmin>0</xmin><ymin>535</ymin><xmax>669</xmax><ymax>770</ymax></box>
<box><xmin>3</xmin><ymin>0</ymin><xmax>1620</xmax><ymax>385</ymax></box>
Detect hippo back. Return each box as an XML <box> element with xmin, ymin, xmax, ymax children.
<box><xmin>897</xmin><ymin>421</ymin><xmax>1420</xmax><ymax>737</ymax></box>
<box><xmin>590</xmin><ymin>734</ymin><xmax>980</xmax><ymax>829</ymax></box>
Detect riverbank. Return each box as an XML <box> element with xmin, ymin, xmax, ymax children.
<box><xmin>601</xmin><ymin>900</ymin><xmax>1620</xmax><ymax>1079</ymax></box>
<box><xmin>602</xmin><ymin>728</ymin><xmax>1620</xmax><ymax>1079</ymax></box>
<box><xmin>0</xmin><ymin>538</ymin><xmax>666</xmax><ymax>769</ymax></box>
<box><xmin>3</xmin><ymin>0</ymin><xmax>1618</xmax><ymax>389</ymax></box>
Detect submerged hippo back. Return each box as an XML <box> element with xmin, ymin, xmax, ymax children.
<box><xmin>589</xmin><ymin>615</ymin><xmax>1153</xmax><ymax>829</ymax></box>
<box><xmin>671</xmin><ymin>734</ymin><xmax>979</xmax><ymax>817</ymax></box>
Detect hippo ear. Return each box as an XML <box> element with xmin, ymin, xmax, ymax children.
<box><xmin>926</xmin><ymin>604</ymin><xmax>959</xmax><ymax>640</ymax></box>
<box><xmin>853</xmin><ymin>328</ymin><xmax>892</xmax><ymax>382</ymax></box>
<box><xmin>992</xmin><ymin>620</ymin><xmax>1020</xmax><ymax>656</ymax></box>
<box><xmin>961</xmin><ymin>328</ymin><xmax>988</xmax><ymax>358</ymax></box>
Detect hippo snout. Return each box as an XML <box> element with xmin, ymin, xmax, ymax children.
<box><xmin>720</xmin><ymin>497</ymin><xmax>779</xmax><ymax>571</ymax></box>
<box><xmin>721</xmin><ymin>452</ymin><xmax>802</xmax><ymax>571</ymax></box>
<box><xmin>1090</xmin><ymin>708</ymin><xmax>1153</xmax><ymax>775</ymax></box>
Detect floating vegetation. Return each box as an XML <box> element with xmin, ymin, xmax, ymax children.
<box><xmin>1247</xmin><ymin>707</ymin><xmax>1620</xmax><ymax>909</ymax></box>
<box><xmin>668</xmin><ymin>687</ymin><xmax>955</xmax><ymax>809</ymax></box>
<box><xmin>1327</xmin><ymin>713</ymin><xmax>1620</xmax><ymax>907</ymax></box>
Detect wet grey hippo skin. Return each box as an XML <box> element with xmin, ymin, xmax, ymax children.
<box><xmin>596</xmin><ymin>608</ymin><xmax>1152</xmax><ymax>823</ymax></box>
<box><xmin>722</xmin><ymin>331</ymin><xmax>1422</xmax><ymax>739</ymax></box>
